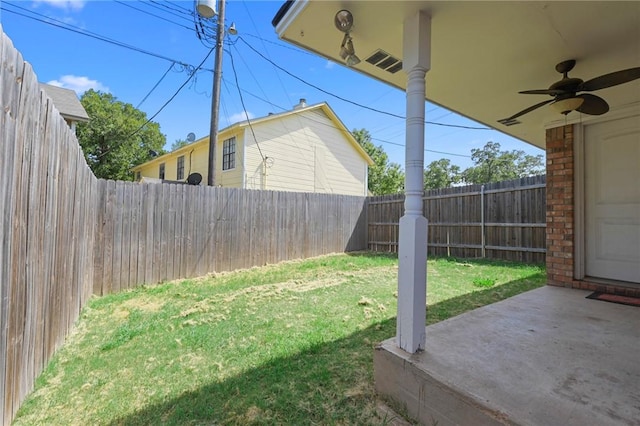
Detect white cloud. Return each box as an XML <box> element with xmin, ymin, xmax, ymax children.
<box><xmin>47</xmin><ymin>75</ymin><xmax>109</xmax><ymax>95</ymax></box>
<box><xmin>33</xmin><ymin>0</ymin><xmax>86</xmax><ymax>11</ymax></box>
<box><xmin>227</xmin><ymin>111</ymin><xmax>255</xmax><ymax>124</ymax></box>
<box><xmin>325</xmin><ymin>60</ymin><xmax>335</xmax><ymax>70</ymax></box>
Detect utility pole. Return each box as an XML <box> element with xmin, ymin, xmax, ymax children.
<box><xmin>204</xmin><ymin>0</ymin><xmax>225</xmax><ymax>186</ymax></box>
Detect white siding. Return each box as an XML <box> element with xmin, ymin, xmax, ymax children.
<box><xmin>243</xmin><ymin>108</ymin><xmax>367</xmax><ymax>195</ymax></box>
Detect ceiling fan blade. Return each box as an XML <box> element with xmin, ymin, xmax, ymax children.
<box><xmin>578</xmin><ymin>67</ymin><xmax>640</xmax><ymax>91</ymax></box>
<box><xmin>575</xmin><ymin>94</ymin><xmax>609</xmax><ymax>115</ymax></box>
<box><xmin>519</xmin><ymin>89</ymin><xmax>566</xmax><ymax>96</ymax></box>
<box><xmin>498</xmin><ymin>99</ymin><xmax>554</xmax><ymax>122</ymax></box>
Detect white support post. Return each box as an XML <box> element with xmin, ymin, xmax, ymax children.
<box><xmin>396</xmin><ymin>11</ymin><xmax>431</xmax><ymax>353</ymax></box>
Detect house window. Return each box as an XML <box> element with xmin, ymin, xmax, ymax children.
<box><xmin>159</xmin><ymin>163</ymin><xmax>165</xmax><ymax>179</ymax></box>
<box><xmin>177</xmin><ymin>156</ymin><xmax>185</xmax><ymax>180</ymax></box>
<box><xmin>223</xmin><ymin>137</ymin><xmax>236</xmax><ymax>171</ymax></box>
<box><xmin>136</xmin><ymin>171</ymin><xmax>141</xmax><ymax>181</ymax></box>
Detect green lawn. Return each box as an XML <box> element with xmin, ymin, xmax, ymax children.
<box><xmin>14</xmin><ymin>253</ymin><xmax>545</xmax><ymax>425</ymax></box>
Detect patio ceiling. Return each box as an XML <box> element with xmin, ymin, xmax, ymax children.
<box><xmin>274</xmin><ymin>1</ymin><xmax>640</xmax><ymax>149</ymax></box>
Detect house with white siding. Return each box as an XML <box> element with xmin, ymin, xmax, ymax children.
<box><xmin>132</xmin><ymin>99</ymin><xmax>373</xmax><ymax>196</ymax></box>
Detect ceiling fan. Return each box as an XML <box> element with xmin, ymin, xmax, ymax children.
<box><xmin>498</xmin><ymin>60</ymin><xmax>640</xmax><ymax>125</ymax></box>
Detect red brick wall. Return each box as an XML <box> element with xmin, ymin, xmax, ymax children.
<box><xmin>545</xmin><ymin>125</ymin><xmax>640</xmax><ymax>297</ymax></box>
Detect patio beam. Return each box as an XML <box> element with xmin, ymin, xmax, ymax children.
<box><xmin>396</xmin><ymin>11</ymin><xmax>430</xmax><ymax>353</ymax></box>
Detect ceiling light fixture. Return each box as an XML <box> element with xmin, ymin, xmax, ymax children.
<box><xmin>334</xmin><ymin>9</ymin><xmax>354</xmax><ymax>32</ymax></box>
<box><xmin>552</xmin><ymin>97</ymin><xmax>584</xmax><ymax>115</ymax></box>
<box><xmin>334</xmin><ymin>10</ymin><xmax>360</xmax><ymax>67</ymax></box>
<box><xmin>339</xmin><ymin>34</ymin><xmax>361</xmax><ymax>66</ymax></box>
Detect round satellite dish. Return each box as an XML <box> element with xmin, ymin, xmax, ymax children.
<box><xmin>186</xmin><ymin>132</ymin><xmax>196</xmax><ymax>142</ymax></box>
<box><xmin>187</xmin><ymin>173</ymin><xmax>202</xmax><ymax>186</ymax></box>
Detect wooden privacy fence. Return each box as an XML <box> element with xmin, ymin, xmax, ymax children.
<box><xmin>368</xmin><ymin>175</ymin><xmax>547</xmax><ymax>263</ymax></box>
<box><xmin>93</xmin><ymin>182</ymin><xmax>367</xmax><ymax>296</ymax></box>
<box><xmin>0</xmin><ymin>25</ymin><xmax>549</xmax><ymax>426</ymax></box>
<box><xmin>1</xmin><ymin>29</ymin><xmax>98</xmax><ymax>425</ymax></box>
<box><xmin>0</xmin><ymin>28</ymin><xmax>367</xmax><ymax>425</ymax></box>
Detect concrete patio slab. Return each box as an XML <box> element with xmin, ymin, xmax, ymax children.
<box><xmin>374</xmin><ymin>286</ymin><xmax>640</xmax><ymax>425</ymax></box>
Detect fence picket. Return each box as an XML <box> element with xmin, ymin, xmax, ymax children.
<box><xmin>1</xmin><ymin>24</ymin><xmax>552</xmax><ymax>426</ymax></box>
<box><xmin>368</xmin><ymin>176</ymin><xmax>546</xmax><ymax>263</ymax></box>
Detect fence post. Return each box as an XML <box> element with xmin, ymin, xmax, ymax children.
<box><xmin>481</xmin><ymin>184</ymin><xmax>486</xmax><ymax>258</ymax></box>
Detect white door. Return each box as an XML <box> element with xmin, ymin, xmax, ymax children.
<box><xmin>584</xmin><ymin>115</ymin><xmax>640</xmax><ymax>284</ymax></box>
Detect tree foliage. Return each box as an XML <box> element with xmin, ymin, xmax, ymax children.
<box><xmin>171</xmin><ymin>139</ymin><xmax>189</xmax><ymax>151</ymax></box>
<box><xmin>351</xmin><ymin>128</ymin><xmax>544</xmax><ymax>192</ymax></box>
<box><xmin>77</xmin><ymin>89</ymin><xmax>166</xmax><ymax>180</ymax></box>
<box><xmin>352</xmin><ymin>128</ymin><xmax>404</xmax><ymax>195</ymax></box>
<box><xmin>424</xmin><ymin>159</ymin><xmax>461</xmax><ymax>190</ymax></box>
<box><xmin>461</xmin><ymin>141</ymin><xmax>544</xmax><ymax>185</ymax></box>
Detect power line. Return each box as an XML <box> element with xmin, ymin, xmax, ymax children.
<box><xmin>237</xmin><ymin>36</ymin><xmax>493</xmax><ymax>131</ymax></box>
<box><xmin>371</xmin><ymin>137</ymin><xmax>471</xmax><ymax>158</ymax></box>
<box><xmin>213</xmin><ymin>72</ymin><xmax>475</xmax><ymax>161</ymax></box>
<box><xmin>113</xmin><ymin>0</ymin><xmax>193</xmax><ymax>31</ymax></box>
<box><xmin>241</xmin><ymin>30</ymin><xmax>318</xmax><ymax>58</ymax></box>
<box><xmin>128</xmin><ymin>46</ymin><xmax>216</xmax><ymax>139</ymax></box>
<box><xmin>5</xmin><ymin>0</ymin><xmax>493</xmax><ymax>142</ymax></box>
<box><xmin>240</xmin><ymin>0</ymin><xmax>293</xmax><ymax>106</ymax></box>
<box><xmin>4</xmin><ymin>1</ymin><xmax>485</xmax><ymax>136</ymax></box>
<box><xmin>1</xmin><ymin>3</ymin><xmax>205</xmax><ymax>71</ymax></box>
<box><xmin>155</xmin><ymin>0</ymin><xmax>195</xmax><ymax>18</ymax></box>
<box><xmin>136</xmin><ymin>62</ymin><xmax>176</xmax><ymax>108</ymax></box>
<box><xmin>217</xmin><ymin>73</ymin><xmax>472</xmax><ymax>160</ymax></box>
<box><xmin>227</xmin><ymin>49</ymin><xmax>266</xmax><ymax>161</ymax></box>
<box><xmin>147</xmin><ymin>0</ymin><xmax>195</xmax><ymax>22</ymax></box>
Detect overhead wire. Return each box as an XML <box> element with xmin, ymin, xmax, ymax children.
<box><xmin>128</xmin><ymin>46</ymin><xmax>216</xmax><ymax>139</ymax></box>
<box><xmin>227</xmin><ymin>49</ymin><xmax>266</xmax><ymax>162</ymax></box>
<box><xmin>237</xmin><ymin>36</ymin><xmax>493</xmax><ymax>131</ymax></box>
<box><xmin>136</xmin><ymin>62</ymin><xmax>176</xmax><ymax>108</ymax></box>
<box><xmin>4</xmin><ymin>2</ymin><xmax>491</xmax><ymax>136</ymax></box>
<box><xmin>1</xmin><ymin>2</ymin><xmax>207</xmax><ymax>71</ymax></box>
<box><xmin>371</xmin><ymin>137</ymin><xmax>471</xmax><ymax>158</ymax></box>
<box><xmin>156</xmin><ymin>0</ymin><xmax>195</xmax><ymax>17</ymax></box>
<box><xmin>4</xmin><ymin>0</ymin><xmax>498</xmax><ymax>163</ymax></box>
<box><xmin>240</xmin><ymin>0</ymin><xmax>293</xmax><ymax>106</ymax></box>
<box><xmin>223</xmin><ymin>39</ymin><xmax>475</xmax><ymax>160</ymax></box>
<box><xmin>213</xmin><ymin>71</ymin><xmax>476</xmax><ymax>161</ymax></box>
<box><xmin>229</xmin><ymin>44</ymin><xmax>279</xmax><ymax>111</ymax></box>
<box><xmin>228</xmin><ymin>41</ymin><xmax>331</xmax><ymax>191</ymax></box>
<box><xmin>113</xmin><ymin>0</ymin><xmax>193</xmax><ymax>31</ymax></box>
<box><xmin>241</xmin><ymin>32</ymin><xmax>318</xmax><ymax>58</ymax></box>
<box><xmin>146</xmin><ymin>0</ymin><xmax>195</xmax><ymax>22</ymax></box>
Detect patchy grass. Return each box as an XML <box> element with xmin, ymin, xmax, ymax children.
<box><xmin>14</xmin><ymin>253</ymin><xmax>545</xmax><ymax>425</ymax></box>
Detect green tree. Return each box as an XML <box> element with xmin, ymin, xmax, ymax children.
<box><xmin>461</xmin><ymin>141</ymin><xmax>544</xmax><ymax>184</ymax></box>
<box><xmin>352</xmin><ymin>128</ymin><xmax>404</xmax><ymax>195</ymax></box>
<box><xmin>171</xmin><ymin>139</ymin><xmax>189</xmax><ymax>151</ymax></box>
<box><xmin>77</xmin><ymin>89</ymin><xmax>166</xmax><ymax>180</ymax></box>
<box><xmin>424</xmin><ymin>158</ymin><xmax>461</xmax><ymax>189</ymax></box>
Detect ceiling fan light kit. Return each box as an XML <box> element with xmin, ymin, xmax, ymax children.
<box><xmin>499</xmin><ymin>59</ymin><xmax>640</xmax><ymax>124</ymax></box>
<box><xmin>552</xmin><ymin>97</ymin><xmax>584</xmax><ymax>115</ymax></box>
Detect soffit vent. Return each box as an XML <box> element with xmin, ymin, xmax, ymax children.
<box><xmin>365</xmin><ymin>49</ymin><xmax>403</xmax><ymax>74</ymax></box>
<box><xmin>497</xmin><ymin>118</ymin><xmax>521</xmax><ymax>126</ymax></box>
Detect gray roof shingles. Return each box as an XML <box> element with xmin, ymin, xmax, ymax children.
<box><xmin>39</xmin><ymin>83</ymin><xmax>90</xmax><ymax>122</ymax></box>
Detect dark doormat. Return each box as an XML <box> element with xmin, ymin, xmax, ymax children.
<box><xmin>586</xmin><ymin>292</ymin><xmax>640</xmax><ymax>307</ymax></box>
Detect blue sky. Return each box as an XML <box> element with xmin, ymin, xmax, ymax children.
<box><xmin>0</xmin><ymin>0</ymin><xmax>544</xmax><ymax>169</ymax></box>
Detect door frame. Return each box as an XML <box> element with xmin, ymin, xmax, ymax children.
<box><xmin>573</xmin><ymin>102</ymin><xmax>640</xmax><ymax>284</ymax></box>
